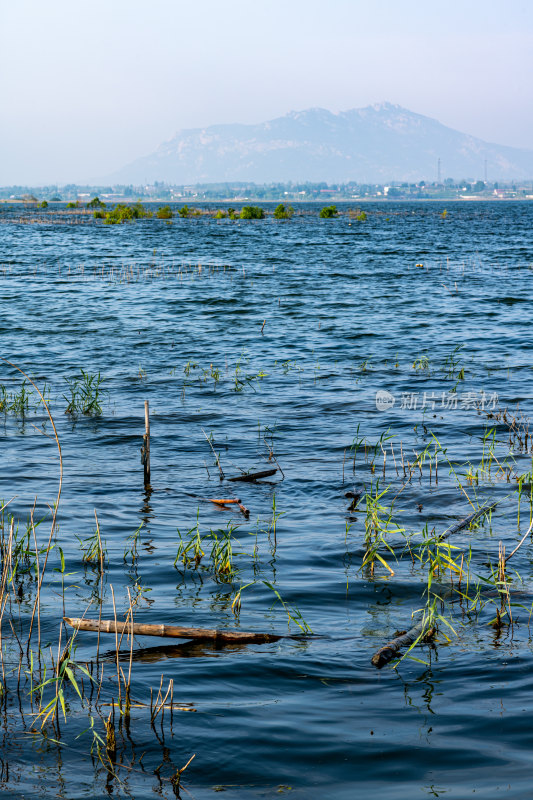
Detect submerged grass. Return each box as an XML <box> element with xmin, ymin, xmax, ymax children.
<box><xmin>64</xmin><ymin>370</ymin><xmax>106</xmax><ymax>415</ymax></box>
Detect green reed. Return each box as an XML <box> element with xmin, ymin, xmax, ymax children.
<box><xmin>64</xmin><ymin>370</ymin><xmax>106</xmax><ymax>415</ymax></box>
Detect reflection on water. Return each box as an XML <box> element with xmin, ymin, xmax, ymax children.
<box><xmin>105</xmin><ymin>639</ymin><xmax>253</xmax><ymax>662</ymax></box>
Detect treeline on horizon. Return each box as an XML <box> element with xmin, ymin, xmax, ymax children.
<box><xmin>2</xmin><ymin>177</ymin><xmax>533</xmax><ymax>203</ymax></box>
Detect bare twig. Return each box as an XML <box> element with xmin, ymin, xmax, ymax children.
<box><xmin>201</xmin><ymin>428</ymin><xmax>225</xmax><ymax>479</ymax></box>
<box><xmin>505</xmin><ymin>517</ymin><xmax>533</xmax><ymax>564</ymax></box>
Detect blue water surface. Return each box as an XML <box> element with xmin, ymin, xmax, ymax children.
<box><xmin>0</xmin><ymin>201</ymin><xmax>532</xmax><ymax>798</ymax></box>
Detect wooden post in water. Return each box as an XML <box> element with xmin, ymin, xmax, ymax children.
<box><xmin>142</xmin><ymin>400</ymin><xmax>151</xmax><ymax>486</ymax></box>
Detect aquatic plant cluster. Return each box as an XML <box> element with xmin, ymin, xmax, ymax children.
<box><xmin>0</xmin><ymin>201</ymin><xmax>532</xmax><ymax>797</ymax></box>
<box><xmin>1</xmin><ymin>199</ymin><xmax>365</xmax><ymax>226</ymax></box>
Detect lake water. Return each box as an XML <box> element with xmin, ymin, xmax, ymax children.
<box><xmin>0</xmin><ymin>201</ymin><xmax>532</xmax><ymax>798</ymax></box>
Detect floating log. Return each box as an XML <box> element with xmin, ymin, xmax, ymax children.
<box><xmin>207</xmin><ymin>498</ymin><xmax>250</xmax><ymax>517</ymax></box>
<box><xmin>64</xmin><ymin>617</ymin><xmax>281</xmax><ymax>644</ymax></box>
<box><xmin>372</xmin><ymin>502</ymin><xmax>498</xmax><ymax>668</ymax></box>
<box><xmin>371</xmin><ymin>582</ymin><xmax>454</xmax><ymax>668</ymax></box>
<box><xmin>228</xmin><ymin>468</ymin><xmax>277</xmax><ymax>483</ymax></box>
<box><xmin>439</xmin><ymin>501</ymin><xmax>497</xmax><ymax>541</ymax></box>
<box><xmin>102</xmin><ymin>702</ymin><xmax>196</xmax><ymax>712</ymax></box>
<box><xmin>371</xmin><ymin>619</ymin><xmax>434</xmax><ymax>669</ymax></box>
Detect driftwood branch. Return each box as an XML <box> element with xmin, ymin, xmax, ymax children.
<box><xmin>371</xmin><ymin>618</ymin><xmax>434</xmax><ymax>669</ymax></box>
<box><xmin>207</xmin><ymin>497</ymin><xmax>250</xmax><ymax>517</ymax></box>
<box><xmin>228</xmin><ymin>468</ymin><xmax>277</xmax><ymax>483</ymax></box>
<box><xmin>64</xmin><ymin>617</ymin><xmax>281</xmax><ymax>644</ymax></box>
<box><xmin>438</xmin><ymin>501</ymin><xmax>497</xmax><ymax>541</ymax></box>
<box><xmin>208</xmin><ymin>498</ymin><xmax>241</xmax><ymax>505</ymax></box>
<box><xmin>371</xmin><ymin>504</ymin><xmax>496</xmax><ymax>668</ymax></box>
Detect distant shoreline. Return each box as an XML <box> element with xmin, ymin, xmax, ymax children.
<box><xmin>2</xmin><ymin>197</ymin><xmax>532</xmax><ymax>205</ymax></box>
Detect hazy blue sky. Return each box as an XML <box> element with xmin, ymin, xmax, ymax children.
<box><xmin>1</xmin><ymin>0</ymin><xmax>532</xmax><ymax>184</ymax></box>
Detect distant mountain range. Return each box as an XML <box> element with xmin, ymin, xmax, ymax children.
<box><xmin>109</xmin><ymin>103</ymin><xmax>533</xmax><ymax>184</ymax></box>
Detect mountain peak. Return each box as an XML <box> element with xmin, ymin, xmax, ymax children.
<box><xmin>368</xmin><ymin>101</ymin><xmax>402</xmax><ymax>112</ymax></box>
<box><xmin>109</xmin><ymin>104</ymin><xmax>533</xmax><ymax>184</ymax></box>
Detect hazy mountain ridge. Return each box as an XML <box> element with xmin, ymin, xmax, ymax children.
<box><xmin>110</xmin><ymin>103</ymin><xmax>533</xmax><ymax>184</ymax></box>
